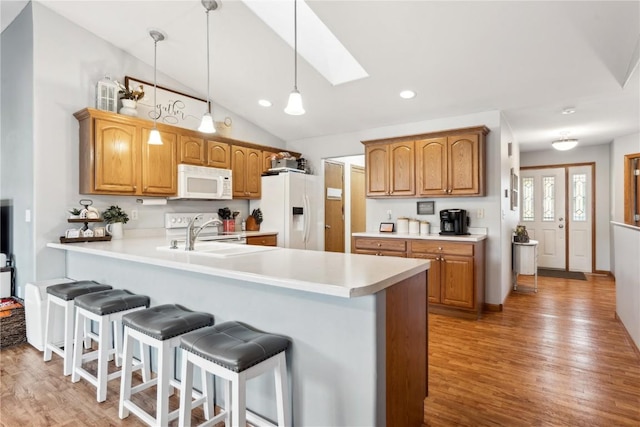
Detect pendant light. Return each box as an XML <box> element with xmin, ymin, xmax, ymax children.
<box><xmin>148</xmin><ymin>29</ymin><xmax>165</xmax><ymax>145</ymax></box>
<box><xmin>551</xmin><ymin>137</ymin><xmax>579</xmax><ymax>151</ymax></box>
<box><xmin>199</xmin><ymin>0</ymin><xmax>220</xmax><ymax>134</ymax></box>
<box><xmin>284</xmin><ymin>0</ymin><xmax>305</xmax><ymax>115</ymax></box>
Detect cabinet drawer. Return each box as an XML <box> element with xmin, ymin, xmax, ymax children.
<box><xmin>355</xmin><ymin>249</ymin><xmax>407</xmax><ymax>258</ymax></box>
<box><xmin>246</xmin><ymin>234</ymin><xmax>277</xmax><ymax>246</ymax></box>
<box><xmin>354</xmin><ymin>238</ymin><xmax>407</xmax><ymax>252</ymax></box>
<box><xmin>410</xmin><ymin>240</ymin><xmax>474</xmax><ymax>256</ymax></box>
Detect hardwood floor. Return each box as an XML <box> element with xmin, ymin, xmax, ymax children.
<box><xmin>424</xmin><ymin>274</ymin><xmax>640</xmax><ymax>426</ymax></box>
<box><xmin>1</xmin><ymin>274</ymin><xmax>638</xmax><ymax>426</ymax></box>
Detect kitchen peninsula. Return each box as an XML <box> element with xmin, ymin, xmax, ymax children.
<box><xmin>47</xmin><ymin>237</ymin><xmax>430</xmax><ymax>426</ymax></box>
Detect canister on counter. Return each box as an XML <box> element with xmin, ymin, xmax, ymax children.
<box><xmin>396</xmin><ymin>217</ymin><xmax>409</xmax><ymax>234</ymax></box>
<box><xmin>409</xmin><ymin>219</ymin><xmax>420</xmax><ymax>235</ymax></box>
<box><xmin>420</xmin><ymin>221</ymin><xmax>430</xmax><ymax>235</ymax></box>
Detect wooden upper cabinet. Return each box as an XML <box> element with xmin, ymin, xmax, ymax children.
<box><xmin>206</xmin><ymin>140</ymin><xmax>231</xmax><ymax>169</ymax></box>
<box><xmin>388</xmin><ymin>141</ymin><xmax>415</xmax><ymax>196</ymax></box>
<box><xmin>140</xmin><ymin>127</ymin><xmax>177</xmax><ymax>195</ymax></box>
<box><xmin>365</xmin><ymin>125</ymin><xmax>488</xmax><ymax>198</ymax></box>
<box><xmin>365</xmin><ymin>141</ymin><xmax>414</xmax><ymax>196</ymax></box>
<box><xmin>179</xmin><ymin>135</ymin><xmax>205</xmax><ymax>165</ymax></box>
<box><xmin>93</xmin><ymin>118</ymin><xmax>138</xmax><ymax>193</ymax></box>
<box><xmin>263</xmin><ymin>150</ymin><xmax>277</xmax><ymax>172</ymax></box>
<box><xmin>231</xmin><ymin>145</ymin><xmax>261</xmax><ymax>199</ymax></box>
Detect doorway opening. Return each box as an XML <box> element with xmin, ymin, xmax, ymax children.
<box><xmin>322</xmin><ymin>155</ymin><xmax>365</xmax><ymax>253</ymax></box>
<box><xmin>520</xmin><ymin>163</ymin><xmax>595</xmax><ymax>273</ymax></box>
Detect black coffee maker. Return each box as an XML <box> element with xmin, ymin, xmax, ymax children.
<box><xmin>439</xmin><ymin>209</ymin><xmax>470</xmax><ymax>235</ymax></box>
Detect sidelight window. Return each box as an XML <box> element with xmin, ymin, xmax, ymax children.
<box><xmin>572</xmin><ymin>173</ymin><xmax>587</xmax><ymax>222</ymax></box>
<box><xmin>542</xmin><ymin>176</ymin><xmax>555</xmax><ymax>221</ymax></box>
<box><xmin>522</xmin><ymin>177</ymin><xmax>534</xmax><ymax>221</ymax></box>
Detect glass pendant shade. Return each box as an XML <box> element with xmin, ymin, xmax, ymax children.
<box><xmin>198</xmin><ymin>112</ymin><xmax>216</xmax><ymax>133</ymax></box>
<box><xmin>285</xmin><ymin>89</ymin><xmax>305</xmax><ymax>115</ymax></box>
<box><xmin>148</xmin><ymin>128</ymin><xmax>163</xmax><ymax>145</ymax></box>
<box><xmin>551</xmin><ymin>138</ymin><xmax>578</xmax><ymax>151</ymax></box>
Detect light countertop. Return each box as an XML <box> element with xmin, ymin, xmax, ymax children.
<box><xmin>47</xmin><ymin>237</ymin><xmax>429</xmax><ymax>298</ymax></box>
<box><xmin>352</xmin><ymin>231</ymin><xmax>488</xmax><ymax>242</ymax></box>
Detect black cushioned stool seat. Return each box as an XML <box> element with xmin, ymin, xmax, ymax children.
<box><xmin>47</xmin><ymin>280</ymin><xmax>112</xmax><ymax>300</ymax></box>
<box><xmin>178</xmin><ymin>321</ymin><xmax>292</xmax><ymax>427</ymax></box>
<box><xmin>180</xmin><ymin>321</ymin><xmax>291</xmax><ymax>373</ymax></box>
<box><xmin>122</xmin><ymin>304</ymin><xmax>214</xmax><ymax>340</ymax></box>
<box><xmin>74</xmin><ymin>289</ymin><xmax>150</xmax><ymax>315</ymax></box>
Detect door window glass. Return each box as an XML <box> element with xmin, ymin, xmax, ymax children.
<box><xmin>572</xmin><ymin>173</ymin><xmax>587</xmax><ymax>221</ymax></box>
<box><xmin>542</xmin><ymin>176</ymin><xmax>555</xmax><ymax>221</ymax></box>
<box><xmin>522</xmin><ymin>177</ymin><xmax>534</xmax><ymax>221</ymax></box>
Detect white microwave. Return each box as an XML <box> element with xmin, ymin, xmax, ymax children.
<box><xmin>173</xmin><ymin>164</ymin><xmax>232</xmax><ymax>200</ymax></box>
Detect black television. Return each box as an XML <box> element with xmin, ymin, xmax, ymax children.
<box><xmin>1</xmin><ymin>199</ymin><xmax>13</xmax><ymax>264</ymax></box>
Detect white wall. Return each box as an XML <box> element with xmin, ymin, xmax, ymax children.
<box><xmin>3</xmin><ymin>4</ymin><xmax>284</xmax><ymax>295</ymax></box>
<box><xmin>521</xmin><ymin>143</ymin><xmax>611</xmax><ymax>272</ymax></box>
<box><xmin>287</xmin><ymin>110</ymin><xmax>513</xmax><ymax>306</ymax></box>
<box><xmin>610</xmin><ymin>132</ymin><xmax>640</xmax><ymax>223</ymax></box>
<box><xmin>1</xmin><ymin>4</ymin><xmax>35</xmax><ymax>290</ymax></box>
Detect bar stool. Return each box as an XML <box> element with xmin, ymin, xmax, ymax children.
<box><xmin>43</xmin><ymin>280</ymin><xmax>112</xmax><ymax>376</ymax></box>
<box><xmin>178</xmin><ymin>321</ymin><xmax>291</xmax><ymax>427</ymax></box>
<box><xmin>71</xmin><ymin>289</ymin><xmax>151</xmax><ymax>402</ymax></box>
<box><xmin>119</xmin><ymin>304</ymin><xmax>215</xmax><ymax>427</ymax></box>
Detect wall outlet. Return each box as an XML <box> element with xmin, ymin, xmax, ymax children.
<box><xmin>25</xmin><ymin>209</ymin><xmax>31</xmax><ymax>223</ymax></box>
<box><xmin>477</xmin><ymin>208</ymin><xmax>484</xmax><ymax>219</ymax></box>
<box><xmin>386</xmin><ymin>210</ymin><xmax>392</xmax><ymax>220</ymax></box>
<box><xmin>131</xmin><ymin>209</ymin><xmax>138</xmax><ymax>220</ymax></box>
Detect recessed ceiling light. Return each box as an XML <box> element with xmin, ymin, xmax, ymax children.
<box><xmin>561</xmin><ymin>107</ymin><xmax>576</xmax><ymax>115</ymax></box>
<box><xmin>258</xmin><ymin>99</ymin><xmax>272</xmax><ymax>107</ymax></box>
<box><xmin>400</xmin><ymin>90</ymin><xmax>416</xmax><ymax>99</ymax></box>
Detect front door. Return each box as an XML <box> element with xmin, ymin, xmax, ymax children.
<box><xmin>567</xmin><ymin>165</ymin><xmax>593</xmax><ymax>272</ymax></box>
<box><xmin>520</xmin><ymin>168</ymin><xmax>566</xmax><ymax>269</ymax></box>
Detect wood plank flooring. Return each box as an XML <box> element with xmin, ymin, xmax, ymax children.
<box><xmin>1</xmin><ymin>273</ymin><xmax>638</xmax><ymax>426</ymax></box>
<box><xmin>424</xmin><ymin>274</ymin><xmax>640</xmax><ymax>426</ymax></box>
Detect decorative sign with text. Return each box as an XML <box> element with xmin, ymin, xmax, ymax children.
<box><xmin>125</xmin><ymin>76</ymin><xmax>207</xmax><ymax>131</ymax></box>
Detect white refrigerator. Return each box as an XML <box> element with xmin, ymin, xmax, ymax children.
<box><xmin>250</xmin><ymin>172</ymin><xmax>322</xmax><ymax>250</ymax></box>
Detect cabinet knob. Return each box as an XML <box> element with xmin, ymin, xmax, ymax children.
<box><xmin>438</xmin><ymin>247</ymin><xmax>443</xmax><ymax>251</ymax></box>
<box><xmin>377</xmin><ymin>243</ymin><xmax>381</xmax><ymax>247</ymax></box>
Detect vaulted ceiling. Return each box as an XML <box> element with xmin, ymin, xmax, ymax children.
<box><xmin>4</xmin><ymin>1</ymin><xmax>640</xmax><ymax>151</ymax></box>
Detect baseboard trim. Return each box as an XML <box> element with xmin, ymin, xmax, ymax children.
<box><xmin>592</xmin><ymin>270</ymin><xmax>613</xmax><ymax>277</ymax></box>
<box><xmin>483</xmin><ymin>303</ymin><xmax>503</xmax><ymax>312</ymax></box>
<box><xmin>615</xmin><ymin>312</ymin><xmax>640</xmax><ymax>359</ymax></box>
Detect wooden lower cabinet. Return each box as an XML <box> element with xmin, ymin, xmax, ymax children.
<box><xmin>353</xmin><ymin>236</ymin><xmax>485</xmax><ymax>319</ymax></box>
<box><xmin>246</xmin><ymin>234</ymin><xmax>277</xmax><ymax>246</ymax></box>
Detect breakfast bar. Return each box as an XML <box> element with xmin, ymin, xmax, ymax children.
<box><xmin>47</xmin><ymin>237</ymin><xmax>430</xmax><ymax>426</ymax></box>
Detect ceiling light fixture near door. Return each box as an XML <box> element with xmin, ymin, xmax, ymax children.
<box><xmin>198</xmin><ymin>0</ymin><xmax>220</xmax><ymax>133</ymax></box>
<box><xmin>148</xmin><ymin>29</ymin><xmax>166</xmax><ymax>145</ymax></box>
<box><xmin>561</xmin><ymin>107</ymin><xmax>576</xmax><ymax>115</ymax></box>
<box><xmin>551</xmin><ymin>137</ymin><xmax>579</xmax><ymax>151</ymax></box>
<box><xmin>284</xmin><ymin>0</ymin><xmax>305</xmax><ymax>115</ymax></box>
<box><xmin>400</xmin><ymin>90</ymin><xmax>416</xmax><ymax>99</ymax></box>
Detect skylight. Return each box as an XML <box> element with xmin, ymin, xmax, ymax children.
<box><xmin>242</xmin><ymin>0</ymin><xmax>369</xmax><ymax>86</ymax></box>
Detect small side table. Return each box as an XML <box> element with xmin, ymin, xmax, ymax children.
<box><xmin>513</xmin><ymin>240</ymin><xmax>538</xmax><ymax>293</ymax></box>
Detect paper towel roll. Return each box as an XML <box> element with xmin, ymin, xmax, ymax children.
<box><xmin>136</xmin><ymin>198</ymin><xmax>167</xmax><ymax>205</ymax></box>
<box><xmin>0</xmin><ymin>253</ymin><xmax>6</xmax><ymax>267</ymax></box>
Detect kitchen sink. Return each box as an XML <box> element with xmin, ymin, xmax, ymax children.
<box><xmin>157</xmin><ymin>241</ymin><xmax>278</xmax><ymax>258</ymax></box>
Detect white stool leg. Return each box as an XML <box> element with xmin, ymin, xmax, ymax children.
<box><xmin>202</xmin><ymin>369</ymin><xmax>214</xmax><ymax>420</ymax></box>
<box><xmin>140</xmin><ymin>342</ymin><xmax>150</xmax><ymax>382</ymax></box>
<box><xmin>274</xmin><ymin>352</ymin><xmax>290</xmax><ymax>427</ymax></box>
<box><xmin>224</xmin><ymin>377</ymin><xmax>231</xmax><ymax>427</ymax></box>
<box><xmin>84</xmin><ymin>315</ymin><xmax>92</xmax><ymax>349</ymax></box>
<box><xmin>231</xmin><ymin>372</ymin><xmax>246</xmax><ymax>427</ymax></box>
<box><xmin>156</xmin><ymin>339</ymin><xmax>172</xmax><ymax>427</ymax></box>
<box><xmin>43</xmin><ymin>296</ymin><xmax>54</xmax><ymax>361</ymax></box>
<box><xmin>62</xmin><ymin>299</ymin><xmax>75</xmax><ymax>376</ymax></box>
<box><xmin>178</xmin><ymin>352</ymin><xmax>194</xmax><ymax>427</ymax></box>
<box><xmin>119</xmin><ymin>327</ymin><xmax>134</xmax><ymax>419</ymax></box>
<box><xmin>71</xmin><ymin>307</ymin><xmax>84</xmax><ymax>383</ymax></box>
<box><xmin>113</xmin><ymin>319</ymin><xmax>123</xmax><ymax>367</ymax></box>
<box><xmin>96</xmin><ymin>314</ymin><xmax>110</xmax><ymax>402</ymax></box>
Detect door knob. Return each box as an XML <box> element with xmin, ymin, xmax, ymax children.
<box><xmin>559</xmin><ymin>224</ymin><xmax>564</xmax><ymax>229</ymax></box>
<box><xmin>325</xmin><ymin>225</ymin><xmax>331</xmax><ymax>229</ymax></box>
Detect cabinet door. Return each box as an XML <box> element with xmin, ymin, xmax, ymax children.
<box><xmin>416</xmin><ymin>137</ymin><xmax>447</xmax><ymax>196</ymax></box>
<box><xmin>246</xmin><ymin>148</ymin><xmax>262</xmax><ymax>198</ymax></box>
<box><xmin>263</xmin><ymin>151</ymin><xmax>276</xmax><ymax>172</ymax></box>
<box><xmin>388</xmin><ymin>141</ymin><xmax>415</xmax><ymax>196</ymax></box>
<box><xmin>441</xmin><ymin>255</ymin><xmax>474</xmax><ymax>308</ymax></box>
<box><xmin>412</xmin><ymin>253</ymin><xmax>441</xmax><ymax>303</ymax></box>
<box><xmin>206</xmin><ymin>140</ymin><xmax>231</xmax><ymax>169</ymax></box>
<box><xmin>448</xmin><ymin>134</ymin><xmax>480</xmax><ymax>195</ymax></box>
<box><xmin>94</xmin><ymin>119</ymin><xmax>138</xmax><ymax>193</ymax></box>
<box><xmin>140</xmin><ymin>128</ymin><xmax>177</xmax><ymax>195</ymax></box>
<box><xmin>365</xmin><ymin>144</ymin><xmax>389</xmax><ymax>196</ymax></box>
<box><xmin>232</xmin><ymin>146</ymin><xmax>247</xmax><ymax>198</ymax></box>
<box><xmin>179</xmin><ymin>135</ymin><xmax>205</xmax><ymax>165</ymax></box>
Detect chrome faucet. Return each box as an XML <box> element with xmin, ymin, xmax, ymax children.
<box><xmin>186</xmin><ymin>214</ymin><xmax>223</xmax><ymax>251</ymax></box>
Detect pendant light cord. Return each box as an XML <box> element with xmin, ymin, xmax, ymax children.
<box><xmin>206</xmin><ymin>7</ymin><xmax>211</xmax><ymax>114</ymax></box>
<box><xmin>293</xmin><ymin>0</ymin><xmax>298</xmax><ymax>91</ymax></box>
<box><xmin>153</xmin><ymin>37</ymin><xmax>158</xmax><ymax>127</ymax></box>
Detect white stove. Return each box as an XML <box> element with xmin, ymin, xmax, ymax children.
<box><xmin>164</xmin><ymin>213</ymin><xmax>244</xmax><ymax>243</ymax></box>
